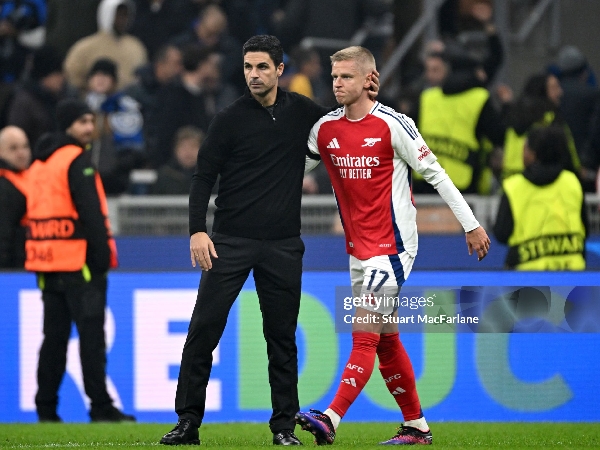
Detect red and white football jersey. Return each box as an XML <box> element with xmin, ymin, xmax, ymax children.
<box><xmin>308</xmin><ymin>101</ymin><xmax>441</xmax><ymax>260</ymax></box>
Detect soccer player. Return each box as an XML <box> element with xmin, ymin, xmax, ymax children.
<box><xmin>295</xmin><ymin>46</ymin><xmax>490</xmax><ymax>445</ymax></box>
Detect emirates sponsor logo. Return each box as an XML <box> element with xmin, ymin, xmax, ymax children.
<box><xmin>330</xmin><ymin>154</ymin><xmax>380</xmax><ymax>168</ymax></box>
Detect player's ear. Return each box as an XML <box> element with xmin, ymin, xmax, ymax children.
<box><xmin>277</xmin><ymin>63</ymin><xmax>284</xmax><ymax>77</ymax></box>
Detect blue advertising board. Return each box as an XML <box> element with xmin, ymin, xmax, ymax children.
<box><xmin>113</xmin><ymin>235</ymin><xmax>600</xmax><ymax>270</ymax></box>
<box><xmin>1</xmin><ymin>271</ymin><xmax>599</xmax><ymax>423</ymax></box>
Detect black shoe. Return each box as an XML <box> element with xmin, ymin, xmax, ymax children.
<box><xmin>160</xmin><ymin>419</ymin><xmax>200</xmax><ymax>445</ymax></box>
<box><xmin>273</xmin><ymin>430</ymin><xmax>303</xmax><ymax>446</ymax></box>
<box><xmin>90</xmin><ymin>405</ymin><xmax>136</xmax><ymax>422</ymax></box>
<box><xmin>38</xmin><ymin>412</ymin><xmax>62</xmax><ymax>423</ymax></box>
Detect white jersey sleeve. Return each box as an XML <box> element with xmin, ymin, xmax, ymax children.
<box><xmin>390</xmin><ymin>114</ymin><xmax>439</xmax><ymax>174</ymax></box>
<box><xmin>434</xmin><ymin>178</ymin><xmax>480</xmax><ymax>232</ymax></box>
<box><xmin>305</xmin><ymin>120</ymin><xmax>322</xmax><ymax>173</ymax></box>
<box><xmin>388</xmin><ymin>111</ymin><xmax>480</xmax><ymax>233</ymax></box>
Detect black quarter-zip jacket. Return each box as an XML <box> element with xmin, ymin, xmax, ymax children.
<box><xmin>189</xmin><ymin>88</ymin><xmax>328</xmax><ymax>239</ymax></box>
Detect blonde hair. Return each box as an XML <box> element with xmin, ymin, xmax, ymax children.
<box><xmin>330</xmin><ymin>46</ymin><xmax>376</xmax><ymax>73</ymax></box>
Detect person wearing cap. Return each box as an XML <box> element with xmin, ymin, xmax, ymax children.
<box><xmin>85</xmin><ymin>58</ymin><xmax>119</xmax><ymax>111</ymax></box>
<box><xmin>412</xmin><ymin>49</ymin><xmax>505</xmax><ymax>194</ymax></box>
<box><xmin>83</xmin><ymin>57</ymin><xmax>145</xmax><ymax>194</ymax></box>
<box><xmin>0</xmin><ymin>126</ymin><xmax>31</xmax><ymax>268</ymax></box>
<box><xmin>25</xmin><ymin>98</ymin><xmax>135</xmax><ymax>423</ymax></box>
<box><xmin>7</xmin><ymin>45</ymin><xmax>67</xmax><ymax>147</ymax></box>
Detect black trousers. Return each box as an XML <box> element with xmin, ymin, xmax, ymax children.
<box><xmin>175</xmin><ymin>233</ymin><xmax>304</xmax><ymax>433</ymax></box>
<box><xmin>35</xmin><ymin>271</ymin><xmax>112</xmax><ymax>415</ymax></box>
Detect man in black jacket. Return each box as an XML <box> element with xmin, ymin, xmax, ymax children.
<box><xmin>26</xmin><ymin>99</ymin><xmax>135</xmax><ymax>423</ymax></box>
<box><xmin>0</xmin><ymin>126</ymin><xmax>30</xmax><ymax>268</ymax></box>
<box><xmin>160</xmin><ymin>35</ymin><xmax>377</xmax><ymax>447</ymax></box>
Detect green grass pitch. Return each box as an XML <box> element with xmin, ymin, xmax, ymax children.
<box><xmin>1</xmin><ymin>423</ymin><xmax>599</xmax><ymax>449</ymax></box>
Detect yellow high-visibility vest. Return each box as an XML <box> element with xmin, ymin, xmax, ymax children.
<box><xmin>417</xmin><ymin>86</ymin><xmax>489</xmax><ymax>192</ymax></box>
<box><xmin>503</xmin><ymin>170</ymin><xmax>585</xmax><ymax>270</ymax></box>
<box><xmin>502</xmin><ymin>112</ymin><xmax>580</xmax><ymax>179</ymax></box>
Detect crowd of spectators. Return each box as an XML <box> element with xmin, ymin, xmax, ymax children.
<box><xmin>0</xmin><ymin>0</ymin><xmax>598</xmax><ymax>199</ymax></box>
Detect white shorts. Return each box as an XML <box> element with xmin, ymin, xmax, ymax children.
<box><xmin>349</xmin><ymin>252</ymin><xmax>415</xmax><ymax>315</ymax></box>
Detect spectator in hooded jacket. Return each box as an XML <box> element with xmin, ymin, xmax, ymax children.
<box><xmin>64</xmin><ymin>0</ymin><xmax>147</xmax><ymax>91</ymax></box>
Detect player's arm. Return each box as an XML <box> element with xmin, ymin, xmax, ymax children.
<box><xmin>189</xmin><ymin>115</ymin><xmax>230</xmax><ymax>270</ymax></box>
<box><xmin>492</xmin><ymin>193</ymin><xmax>513</xmax><ymax>244</ymax></box>
<box><xmin>394</xmin><ymin>117</ymin><xmax>491</xmax><ymax>260</ymax></box>
<box><xmin>421</xmin><ymin>164</ymin><xmax>490</xmax><ymax>260</ymax></box>
<box><xmin>68</xmin><ymin>153</ymin><xmax>111</xmax><ymax>273</ymax></box>
<box><xmin>305</xmin><ymin>121</ymin><xmax>322</xmax><ymax>173</ymax></box>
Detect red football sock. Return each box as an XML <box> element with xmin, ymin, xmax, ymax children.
<box><xmin>328</xmin><ymin>332</ymin><xmax>380</xmax><ymax>418</ymax></box>
<box><xmin>377</xmin><ymin>332</ymin><xmax>422</xmax><ymax>421</ymax></box>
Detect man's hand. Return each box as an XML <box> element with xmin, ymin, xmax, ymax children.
<box><xmin>190</xmin><ymin>232</ymin><xmax>218</xmax><ymax>270</ymax></box>
<box><xmin>466</xmin><ymin>226</ymin><xmax>491</xmax><ymax>261</ymax></box>
<box><xmin>302</xmin><ymin>174</ymin><xmax>319</xmax><ymax>194</ymax></box>
<box><xmin>368</xmin><ymin>69</ymin><xmax>380</xmax><ymax>99</ymax></box>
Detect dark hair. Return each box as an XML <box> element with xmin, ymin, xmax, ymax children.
<box><xmin>507</xmin><ymin>73</ymin><xmax>557</xmax><ymax>134</ymax></box>
<box><xmin>523</xmin><ymin>74</ymin><xmax>549</xmax><ymax>99</ymax></box>
<box><xmin>242</xmin><ymin>35</ymin><xmax>283</xmax><ymax>67</ymax></box>
<box><xmin>181</xmin><ymin>44</ymin><xmax>212</xmax><ymax>72</ymax></box>
<box><xmin>88</xmin><ymin>58</ymin><xmax>118</xmax><ymax>80</ymax></box>
<box><xmin>153</xmin><ymin>44</ymin><xmax>180</xmax><ymax>64</ymax></box>
<box><xmin>30</xmin><ymin>45</ymin><xmax>63</xmax><ymax>80</ymax></box>
<box><xmin>527</xmin><ymin>125</ymin><xmax>569</xmax><ymax>167</ymax></box>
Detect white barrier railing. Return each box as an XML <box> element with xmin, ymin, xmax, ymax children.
<box><xmin>107</xmin><ymin>194</ymin><xmax>600</xmax><ymax>236</ymax></box>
